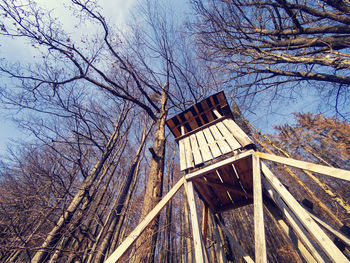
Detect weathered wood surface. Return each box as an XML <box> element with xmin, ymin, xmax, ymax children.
<box><xmin>184</xmin><ymin>180</ymin><xmax>208</xmax><ymax>263</ymax></box>
<box><xmin>186</xmin><ymin>150</ymin><xmax>254</xmax><ymax>180</ymax></box>
<box><xmin>209</xmin><ymin>124</ymin><xmax>231</xmax><ymax>154</ymax></box>
<box><xmin>303</xmin><ymin>205</ymin><xmax>350</xmax><ymax>247</ymax></box>
<box><xmin>183</xmin><ymin>136</ymin><xmax>194</xmax><ymax>170</ymax></box>
<box><xmin>264</xmin><ymin>199</ymin><xmax>318</xmax><ymax>263</ymax></box>
<box><xmin>252</xmin><ymin>154</ymin><xmax>267</xmax><ymax>263</ymax></box>
<box><xmin>196</xmin><ymin>130</ymin><xmax>212</xmax><ymax>162</ymax></box>
<box><xmin>178</xmin><ymin>119</ymin><xmax>243</xmax><ymax>171</ymax></box>
<box><xmin>167</xmin><ymin>91</ymin><xmax>230</xmax><ymax>138</ymax></box>
<box><xmin>190</xmin><ymin>134</ymin><xmax>203</xmax><ymax>165</ymax></box>
<box><xmin>104</xmin><ymin>177</ymin><xmax>185</xmax><ymax>263</ymax></box>
<box><xmin>263</xmin><ymin>177</ymin><xmax>327</xmax><ymax>263</ymax></box>
<box><xmin>257</xmin><ymin>152</ymin><xmax>350</xmax><ymax>181</ymax></box>
<box><xmin>216</xmin><ymin>121</ymin><xmax>241</xmax><ymax>150</ymax></box>
<box><xmin>179</xmin><ymin>139</ymin><xmax>186</xmax><ymax>171</ymax></box>
<box><xmin>222</xmin><ymin>118</ymin><xmax>253</xmax><ymax>147</ymax></box>
<box><xmin>203</xmin><ymin>127</ymin><xmax>222</xmax><ymax>158</ymax></box>
<box><xmin>261</xmin><ymin>162</ymin><xmax>349</xmax><ymax>263</ymax></box>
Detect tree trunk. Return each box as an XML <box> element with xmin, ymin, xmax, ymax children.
<box><xmin>90</xmin><ymin>118</ymin><xmax>152</xmax><ymax>263</ymax></box>
<box><xmin>31</xmin><ymin>108</ymin><xmax>128</xmax><ymax>263</ymax></box>
<box><xmin>134</xmin><ymin>89</ymin><xmax>168</xmax><ymax>263</ymax></box>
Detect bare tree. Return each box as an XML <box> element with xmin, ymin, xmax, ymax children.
<box><xmin>191</xmin><ymin>0</ymin><xmax>350</xmax><ymax>119</ymax></box>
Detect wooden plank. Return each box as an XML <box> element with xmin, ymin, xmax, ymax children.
<box><xmin>216</xmin><ymin>215</ymin><xmax>255</xmax><ymax>263</ymax></box>
<box><xmin>193</xmin><ymin>180</ymin><xmax>218</xmax><ymax>212</ymax></box>
<box><xmin>303</xmin><ymin>206</ymin><xmax>350</xmax><ymax>247</ymax></box>
<box><xmin>179</xmin><ymin>139</ymin><xmax>187</xmax><ymax>171</ymax></box>
<box><xmin>257</xmin><ymin>152</ymin><xmax>350</xmax><ymax>181</ymax></box>
<box><xmin>234</xmin><ymin>157</ymin><xmax>253</xmax><ymax>191</ymax></box>
<box><xmin>263</xmin><ymin>177</ymin><xmax>327</xmax><ymax>263</ymax></box>
<box><xmin>209</xmin><ymin>124</ymin><xmax>231</xmax><ymax>154</ymax></box>
<box><xmin>186</xmin><ymin>150</ymin><xmax>254</xmax><ymax>180</ymax></box>
<box><xmin>195</xmin><ymin>131</ymin><xmax>213</xmax><ymax>162</ymax></box>
<box><xmin>222</xmin><ymin>118</ymin><xmax>253</xmax><ymax>147</ymax></box>
<box><xmin>252</xmin><ymin>154</ymin><xmax>267</xmax><ymax>263</ymax></box>
<box><xmin>193</xmin><ymin>104</ymin><xmax>206</xmax><ymax>126</ymax></box>
<box><xmin>261</xmin><ymin>162</ymin><xmax>349</xmax><ymax>263</ymax></box>
<box><xmin>216</xmin><ymin>121</ymin><xmax>242</xmax><ymax>150</ymax></box>
<box><xmin>195</xmin><ymin>177</ymin><xmax>252</xmax><ymax>198</ymax></box>
<box><xmin>203</xmin><ymin>127</ymin><xmax>222</xmax><ymax>158</ymax></box>
<box><xmin>184</xmin><ymin>180</ymin><xmax>208</xmax><ymax>263</ymax></box>
<box><xmin>184</xmin><ymin>110</ymin><xmax>198</xmax><ymax>131</ymax></box>
<box><xmin>190</xmin><ymin>134</ymin><xmax>203</xmax><ymax>165</ymax></box>
<box><xmin>216</xmin><ymin>199</ymin><xmax>253</xmax><ymax>212</ymax></box>
<box><xmin>212</xmin><ymin>109</ymin><xmax>222</xmax><ymax>118</ymax></box>
<box><xmin>264</xmin><ymin>198</ymin><xmax>318</xmax><ymax>263</ymax></box>
<box><xmin>216</xmin><ymin>92</ymin><xmax>226</xmax><ymax>105</ymax></box>
<box><xmin>105</xmin><ymin>177</ymin><xmax>185</xmax><ymax>263</ymax></box>
<box><xmin>184</xmin><ymin>136</ymin><xmax>194</xmax><ymax>169</ymax></box>
<box><xmin>175</xmin><ymin>116</ymin><xmax>226</xmax><ymax>142</ymax></box>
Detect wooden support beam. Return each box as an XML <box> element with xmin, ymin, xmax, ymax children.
<box><xmin>263</xmin><ymin>179</ymin><xmax>326</xmax><ymax>263</ymax></box>
<box><xmin>302</xmin><ymin>205</ymin><xmax>350</xmax><ymax>247</ymax></box>
<box><xmin>184</xmin><ymin>180</ymin><xmax>208</xmax><ymax>263</ymax></box>
<box><xmin>186</xmin><ymin>150</ymin><xmax>254</xmax><ymax>180</ymax></box>
<box><xmin>104</xmin><ymin>177</ymin><xmax>185</xmax><ymax>263</ymax></box>
<box><xmin>261</xmin><ymin>162</ymin><xmax>349</xmax><ymax>263</ymax></box>
<box><xmin>194</xmin><ymin>177</ymin><xmax>253</xmax><ymax>198</ymax></box>
<box><xmin>252</xmin><ymin>154</ymin><xmax>267</xmax><ymax>263</ymax></box>
<box><xmin>257</xmin><ymin>152</ymin><xmax>350</xmax><ymax>181</ymax></box>
<box><xmin>264</xmin><ymin>198</ymin><xmax>318</xmax><ymax>263</ymax></box>
<box><xmin>215</xmin><ymin>215</ymin><xmax>255</xmax><ymax>263</ymax></box>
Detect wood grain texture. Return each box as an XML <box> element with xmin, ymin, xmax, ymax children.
<box><xmin>105</xmin><ymin>177</ymin><xmax>185</xmax><ymax>263</ymax></box>
<box><xmin>252</xmin><ymin>154</ymin><xmax>267</xmax><ymax>263</ymax></box>
<box><xmin>261</xmin><ymin>162</ymin><xmax>349</xmax><ymax>263</ymax></box>
<box><xmin>257</xmin><ymin>152</ymin><xmax>350</xmax><ymax>181</ymax></box>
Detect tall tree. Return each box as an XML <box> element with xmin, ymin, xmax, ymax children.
<box><xmin>191</xmin><ymin>0</ymin><xmax>350</xmax><ymax>118</ymax></box>
<box><xmin>0</xmin><ymin>0</ymin><xmax>216</xmax><ymax>261</ymax></box>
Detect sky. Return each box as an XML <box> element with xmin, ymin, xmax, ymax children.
<box><xmin>0</xmin><ymin>0</ymin><xmax>322</xmax><ymax>155</ymax></box>
<box><xmin>0</xmin><ymin>0</ymin><xmax>138</xmax><ymax>155</ymax></box>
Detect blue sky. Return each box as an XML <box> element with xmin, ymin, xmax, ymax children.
<box><xmin>0</xmin><ymin>0</ymin><xmax>139</xmax><ymax>155</ymax></box>
<box><xmin>0</xmin><ymin>0</ymin><xmax>324</xmax><ymax>155</ymax></box>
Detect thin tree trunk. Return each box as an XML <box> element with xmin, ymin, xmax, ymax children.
<box><xmin>134</xmin><ymin>88</ymin><xmax>168</xmax><ymax>263</ymax></box>
<box><xmin>31</xmin><ymin>106</ymin><xmax>129</xmax><ymax>263</ymax></box>
<box><xmin>88</xmin><ymin>117</ymin><xmax>152</xmax><ymax>263</ymax></box>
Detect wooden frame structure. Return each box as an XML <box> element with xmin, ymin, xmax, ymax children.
<box><xmin>105</xmin><ymin>93</ymin><xmax>350</xmax><ymax>263</ymax></box>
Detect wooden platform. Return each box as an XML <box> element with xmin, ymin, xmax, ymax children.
<box><xmin>166</xmin><ymin>91</ymin><xmax>254</xmax><ymax>171</ymax></box>
<box><xmin>186</xmin><ymin>151</ymin><xmax>254</xmax><ymax>213</ymax></box>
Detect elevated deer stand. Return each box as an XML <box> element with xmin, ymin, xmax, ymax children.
<box><xmin>105</xmin><ymin>92</ymin><xmax>350</xmax><ymax>263</ymax></box>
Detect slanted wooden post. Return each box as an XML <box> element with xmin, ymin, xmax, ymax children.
<box><xmin>252</xmin><ymin>153</ymin><xmax>267</xmax><ymax>263</ymax></box>
<box><xmin>105</xmin><ymin>177</ymin><xmax>185</xmax><ymax>263</ymax></box>
<box><xmin>263</xmin><ymin>179</ymin><xmax>326</xmax><ymax>263</ymax></box>
<box><xmin>257</xmin><ymin>152</ymin><xmax>350</xmax><ymax>181</ymax></box>
<box><xmin>184</xmin><ymin>180</ymin><xmax>208</xmax><ymax>263</ymax></box>
<box><xmin>264</xmin><ymin>197</ymin><xmax>318</xmax><ymax>263</ymax></box>
<box><xmin>261</xmin><ymin>162</ymin><xmax>349</xmax><ymax>263</ymax></box>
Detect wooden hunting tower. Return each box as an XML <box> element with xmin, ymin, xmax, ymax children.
<box><xmin>166</xmin><ymin>91</ymin><xmax>257</xmax><ymax>213</ymax></box>
<box><xmin>106</xmin><ymin>92</ymin><xmax>350</xmax><ymax>263</ymax></box>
